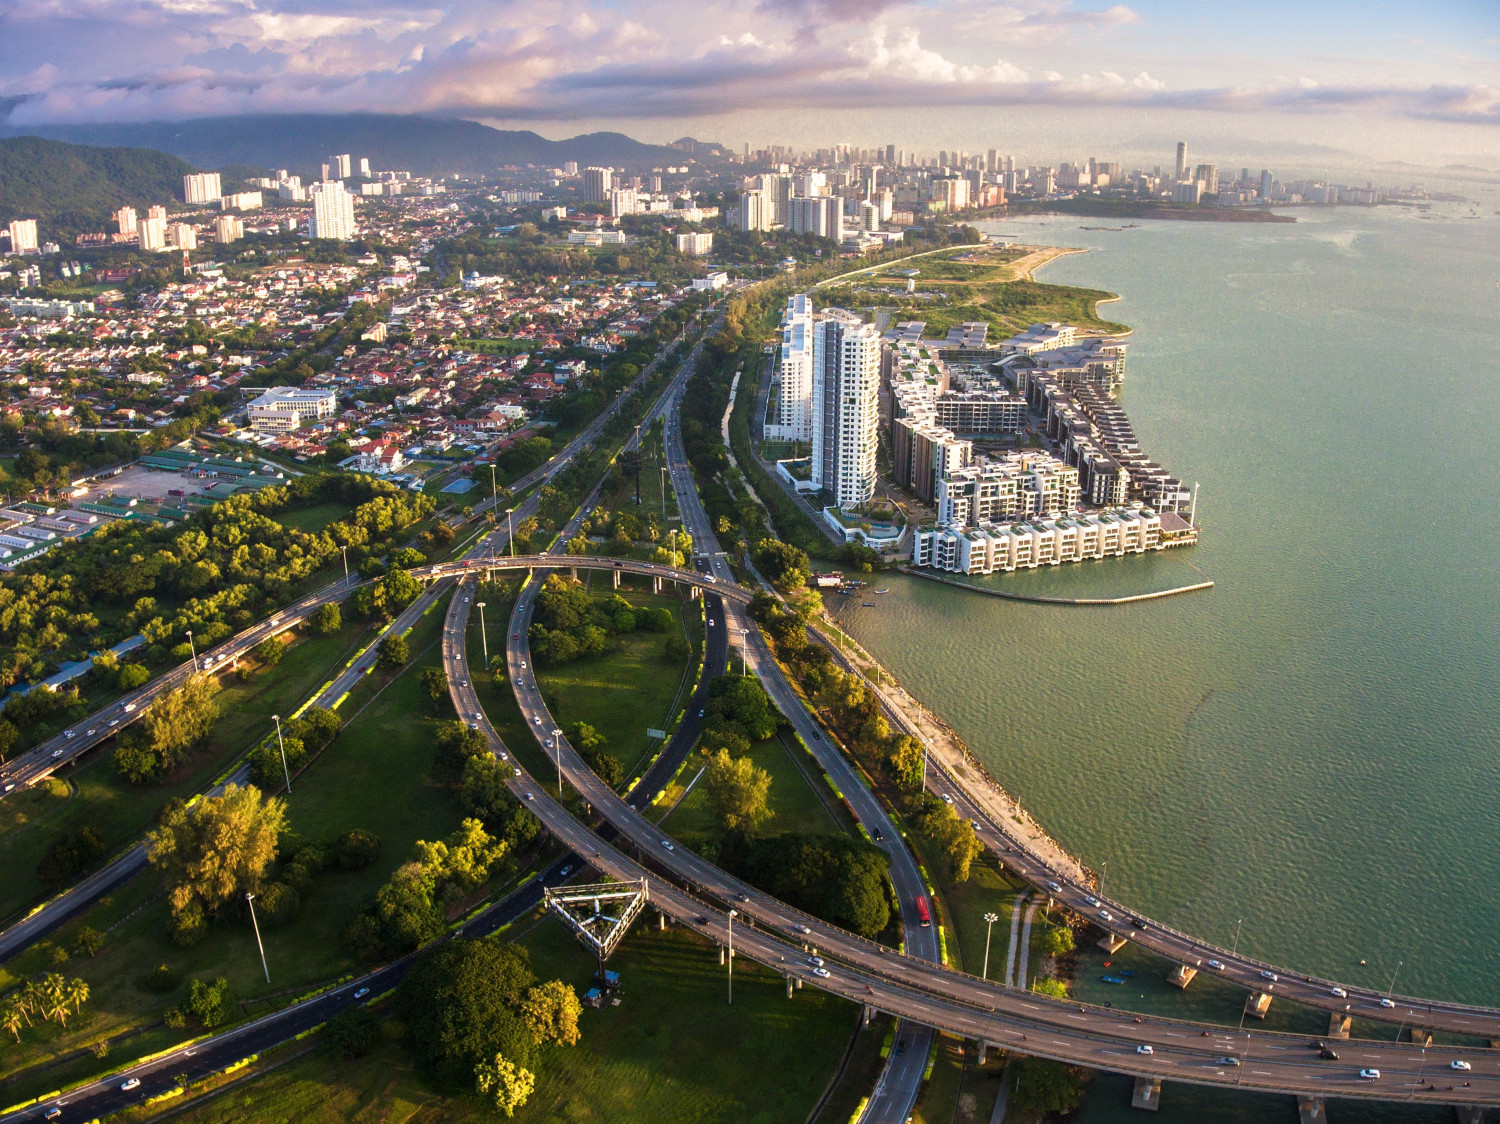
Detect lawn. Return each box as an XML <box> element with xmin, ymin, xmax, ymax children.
<box><xmin>0</xmin><ymin>621</ymin><xmax>374</xmax><ymax>926</ymax></box>
<box><xmin>0</xmin><ymin>605</ymin><xmax>491</xmax><ymax>1095</ymax></box>
<box><xmin>664</xmin><ymin>734</ymin><xmax>847</xmax><ymax>844</ymax></box>
<box><xmin>910</xmin><ymin>1033</ymin><xmax>1007</xmax><ymax>1124</ymax></box>
<box><xmin>273</xmin><ymin>501</ymin><xmax>355</xmax><ymax>534</ymax></box>
<box><xmin>162</xmin><ymin>920</ymin><xmax>859</xmax><ymax>1124</ymax></box>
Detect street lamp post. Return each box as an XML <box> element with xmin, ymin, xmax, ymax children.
<box><xmin>727</xmin><ymin>909</ymin><xmax>737</xmax><ymax>1005</ymax></box>
<box><xmin>738</xmin><ymin>629</ymin><xmax>749</xmax><ymax>676</ymax></box>
<box><xmin>982</xmin><ymin>912</ymin><xmax>1000</xmax><ymax>980</ymax></box>
<box><xmin>489</xmin><ymin>464</ymin><xmax>497</xmax><ymax>505</ymax></box>
<box><xmin>506</xmin><ymin>508</ymin><xmax>515</xmax><ymax>558</ymax></box>
<box><xmin>271</xmin><ymin>714</ymin><xmax>292</xmax><ymax>794</ymax></box>
<box><xmin>340</xmin><ymin>545</ymin><xmax>349</xmax><ymax>584</ymax></box>
<box><xmin>185</xmin><ymin>630</ymin><xmax>197</xmax><ymax>672</ymax></box>
<box><xmin>1387</xmin><ymin>960</ymin><xmax>1403</xmax><ymax>1002</ymax></box>
<box><xmin>476</xmin><ymin>602</ymin><xmax>488</xmax><ymax>663</ymax></box>
<box><xmin>920</xmin><ymin>740</ymin><xmax>928</xmax><ymax>791</ymax></box>
<box><xmin>553</xmin><ymin>728</ymin><xmax>563</xmax><ymax>797</ymax></box>
<box><xmin>246</xmin><ymin>892</ymin><xmax>270</xmax><ymax>983</ymax></box>
<box><xmin>1231</xmin><ymin>918</ymin><xmax>1243</xmax><ymax>957</ymax></box>
<box><xmin>660</xmin><ymin>466</ymin><xmax>667</xmax><ymax>520</ymax></box>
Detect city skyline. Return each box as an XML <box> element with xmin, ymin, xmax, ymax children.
<box><xmin>0</xmin><ymin>1</ymin><xmax>1495</xmax><ymax>168</ymax></box>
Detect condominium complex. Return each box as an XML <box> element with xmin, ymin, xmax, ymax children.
<box><xmin>115</xmin><ymin>207</ymin><xmax>138</xmax><ymax>236</ymax></box>
<box><xmin>913</xmin><ymin>505</ymin><xmax>1193</xmax><ymax>575</ymax></box>
<box><xmin>183</xmin><ymin>172</ymin><xmax>222</xmax><ymax>204</ymax></box>
<box><xmin>737</xmin><ymin>189</ymin><xmax>770</xmax><ymax>232</ymax></box>
<box><xmin>583</xmin><ymin>167</ymin><xmax>613</xmax><ymax>203</ymax></box>
<box><xmin>787</xmin><ymin>195</ymin><xmax>844</xmax><ymax>240</ymax></box>
<box><xmin>771</xmin><ymin>294</ymin><xmax>815</xmax><ymax>441</ymax></box>
<box><xmin>137</xmin><ymin>214</ymin><xmax>167</xmax><ymax>252</ymax></box>
<box><xmin>247</xmin><ymin>387</ymin><xmax>339</xmax><ymax>433</ymax></box>
<box><xmin>674</xmin><ymin>232</ymin><xmax>714</xmax><ymax>256</ymax></box>
<box><xmin>215</xmin><ymin>214</ymin><xmax>244</xmax><ymax>244</ymax></box>
<box><xmin>309</xmin><ymin>180</ymin><xmax>358</xmax><ymax>241</ymax></box>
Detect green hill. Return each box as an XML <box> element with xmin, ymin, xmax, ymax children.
<box><xmin>0</xmin><ymin>135</ymin><xmax>196</xmax><ymax>235</ymax></box>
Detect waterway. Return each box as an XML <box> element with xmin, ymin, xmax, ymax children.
<box><xmin>826</xmin><ymin>195</ymin><xmax>1500</xmax><ymax>1120</ymax></box>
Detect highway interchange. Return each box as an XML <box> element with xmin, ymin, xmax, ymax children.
<box><xmin>3</xmin><ymin>295</ymin><xmax>1499</xmax><ymax>1117</ymax></box>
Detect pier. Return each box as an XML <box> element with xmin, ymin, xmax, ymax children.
<box><xmin>899</xmin><ymin>566</ymin><xmax>1214</xmax><ymax>605</ymax></box>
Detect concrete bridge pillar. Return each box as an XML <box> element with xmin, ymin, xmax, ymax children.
<box><xmin>977</xmin><ymin>1040</ymin><xmax>987</xmax><ymax>1065</ymax></box>
<box><xmin>1296</xmin><ymin>1095</ymin><xmax>1325</xmax><ymax>1123</ymax></box>
<box><xmin>718</xmin><ymin>944</ymin><xmax>725</xmax><ymax>965</ymax></box>
<box><xmin>863</xmin><ymin>1005</ymin><xmax>873</xmax><ymax>1026</ymax></box>
<box><xmin>1167</xmin><ymin>964</ymin><xmax>1197</xmax><ymax>989</ymax></box>
<box><xmin>1130</xmin><ymin>1077</ymin><xmax>1161</xmax><ymax>1111</ymax></box>
<box><xmin>612</xmin><ymin>569</ymin><xmax>621</xmax><ymax>589</ymax></box>
<box><xmin>1098</xmin><ymin>933</ymin><xmax>1128</xmax><ymax>954</ymax></box>
<box><xmin>1327</xmin><ymin>1013</ymin><xmax>1352</xmax><ymax>1040</ymax></box>
<box><xmin>1454</xmin><ymin>1108</ymin><xmax>1486</xmax><ymax>1124</ymax></box>
<box><xmin>653</xmin><ymin>575</ymin><xmax>662</xmax><ymax>594</ymax></box>
<box><xmin>796</xmin><ymin>977</ymin><xmax>802</xmax><ymax>989</ymax></box>
<box><xmin>658</xmin><ymin>910</ymin><xmax>666</xmax><ymax>931</ymax></box>
<box><xmin>1244</xmin><ymin>991</ymin><xmax>1273</xmax><ymax>1020</ymax></box>
<box><xmin>570</xmin><ymin>566</ymin><xmax>578</xmax><ymax>581</ymax></box>
<box><xmin>1406</xmin><ymin>1026</ymin><xmax>1433</xmax><ymax>1046</ymax></box>
<box><xmin>690</xmin><ymin>585</ymin><xmax>701</xmax><ymax>600</ymax></box>
<box><xmin>786</xmin><ymin>977</ymin><xmax>794</xmax><ymax>998</ymax></box>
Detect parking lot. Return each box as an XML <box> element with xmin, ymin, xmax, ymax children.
<box><xmin>78</xmin><ymin>464</ymin><xmax>218</xmax><ymax>507</ymax></box>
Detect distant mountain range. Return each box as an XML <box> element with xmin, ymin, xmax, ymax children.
<box><xmin>0</xmin><ymin>114</ymin><xmax>716</xmax><ymax>179</ymax></box>
<box><xmin>0</xmin><ymin>136</ymin><xmax>194</xmax><ymax>227</ymax></box>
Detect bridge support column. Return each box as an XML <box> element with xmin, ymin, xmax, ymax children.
<box><xmin>658</xmin><ymin>910</ymin><xmax>666</xmax><ymax>931</ymax></box>
<box><xmin>976</xmin><ymin>1040</ymin><xmax>986</xmax><ymax>1065</ymax></box>
<box><xmin>653</xmin><ymin>575</ymin><xmax>662</xmax><ymax>594</ymax></box>
<box><xmin>612</xmin><ymin>569</ymin><xmax>621</xmax><ymax>589</ymax></box>
<box><xmin>796</xmin><ymin>977</ymin><xmax>802</xmax><ymax>989</ymax></box>
<box><xmin>718</xmin><ymin>944</ymin><xmax>725</xmax><ymax>965</ymax></box>
<box><xmin>1296</xmin><ymin>1095</ymin><xmax>1325</xmax><ymax>1123</ymax></box>
<box><xmin>1454</xmin><ymin>1108</ymin><xmax>1486</xmax><ymax>1124</ymax></box>
<box><xmin>1327</xmin><ymin>1013</ymin><xmax>1352</xmax><ymax>1039</ymax></box>
<box><xmin>863</xmin><ymin>1005</ymin><xmax>873</xmax><ymax>1027</ymax></box>
<box><xmin>570</xmin><ymin>566</ymin><xmax>578</xmax><ymax>581</ymax></box>
<box><xmin>1405</xmin><ymin>1026</ymin><xmax>1433</xmax><ymax>1046</ymax></box>
<box><xmin>787</xmin><ymin>977</ymin><xmax>794</xmax><ymax>999</ymax></box>
<box><xmin>1244</xmin><ymin>991</ymin><xmax>1273</xmax><ymax>1020</ymax></box>
<box><xmin>690</xmin><ymin>585</ymin><xmax>701</xmax><ymax>600</ymax></box>
<box><xmin>1130</xmin><ymin>1077</ymin><xmax>1161</xmax><ymax>1111</ymax></box>
<box><xmin>1167</xmin><ymin>964</ymin><xmax>1197</xmax><ymax>989</ymax></box>
<box><xmin>1098</xmin><ymin>933</ymin><xmax>1128</xmax><ymax>953</ymax></box>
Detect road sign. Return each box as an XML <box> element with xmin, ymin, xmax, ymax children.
<box><xmin>646</xmin><ymin>728</ymin><xmax>668</xmax><ymax>740</ymax></box>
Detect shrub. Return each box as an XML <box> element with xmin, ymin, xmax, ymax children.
<box><xmin>147</xmin><ymin>964</ymin><xmax>180</xmax><ymax>993</ymax></box>
<box><xmin>325</xmin><ymin>1007</ymin><xmax>381</xmax><ymax>1058</ymax></box>
<box><xmin>254</xmin><ymin>881</ymin><xmax>301</xmax><ymax>927</ymax></box>
<box><xmin>163</xmin><ymin>1007</ymin><xmax>186</xmax><ymax>1029</ymax></box>
<box><xmin>333</xmin><ymin>829</ymin><xmax>382</xmax><ymax>870</ymax></box>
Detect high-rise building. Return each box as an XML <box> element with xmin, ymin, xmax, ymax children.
<box><xmin>328</xmin><ymin>154</ymin><xmax>352</xmax><ymax>179</ymax></box>
<box><xmin>787</xmin><ymin>195</ymin><xmax>843</xmax><ymax>240</ymax></box>
<box><xmin>1194</xmin><ymin>164</ymin><xmax>1219</xmax><ymax>195</ymax></box>
<box><xmin>310</xmin><ymin>180</ymin><xmax>358</xmax><ymax>241</ymax></box>
<box><xmin>737</xmin><ymin>189</ymin><xmax>769</xmax><ymax>232</ymax></box>
<box><xmin>148</xmin><ymin>205</ymin><xmax>168</xmax><ymax>223</ymax></box>
<box><xmin>1174</xmin><ymin>142</ymin><xmax>1188</xmax><ymax>183</ymax></box>
<box><xmin>115</xmin><ymin>207</ymin><xmax>138</xmax><ymax>236</ymax></box>
<box><xmin>138</xmin><ymin>215</ymin><xmax>167</xmax><ymax>252</ymax></box>
<box><xmin>563</xmin><ymin>161</ymin><xmax>579</xmax><ymax>176</ymax></box>
<box><xmin>1260</xmin><ymin>169</ymin><xmax>1274</xmax><ymax>199</ymax></box>
<box><xmin>776</xmin><ymin>294</ymin><xmax>815</xmax><ymax>441</ymax></box>
<box><xmin>359</xmin><ymin>157</ymin><xmax>371</xmax><ymax>177</ymax></box>
<box><xmin>674</xmin><ymin>232</ymin><xmax>714</xmax><ymax>256</ymax></box>
<box><xmin>884</xmin><ymin>143</ymin><xmax>896</xmax><ymax>166</ymax></box>
<box><xmin>609</xmin><ymin>188</ymin><xmax>640</xmax><ymax>217</ymax></box>
<box><xmin>583</xmin><ymin>167</ymin><xmax>613</xmax><ymax>202</ymax></box>
<box><xmin>811</xmin><ymin>308</ymin><xmax>881</xmax><ymax>511</ymax></box>
<box><xmin>168</xmin><ymin>223</ymin><xmax>197</xmax><ymax>250</ymax></box>
<box><xmin>6</xmin><ymin>219</ymin><xmax>38</xmax><ymax>254</ymax></box>
<box><xmin>183</xmin><ymin>172</ymin><xmax>222</xmax><ymax>204</ymax></box>
<box><xmin>932</xmin><ymin>176</ymin><xmax>970</xmax><ymax>210</ymax></box>
<box><xmin>215</xmin><ymin>214</ymin><xmax>243</xmax><ymax>244</ymax></box>
<box><xmin>987</xmin><ymin>148</ymin><xmax>999</xmax><ymax>173</ymax></box>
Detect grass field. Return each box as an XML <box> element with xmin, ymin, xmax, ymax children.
<box><xmin>0</xmin><ymin>604</ymin><xmax>489</xmax><ymax>1094</ymax></box>
<box><xmin>909</xmin><ymin>1033</ymin><xmax>1007</xmax><ymax>1124</ymax></box>
<box><xmin>664</xmin><ymin>734</ymin><xmax>846</xmax><ymax>843</ymax></box>
<box><xmin>162</xmin><ymin>920</ymin><xmax>858</xmax><ymax>1124</ymax></box>
<box><xmin>273</xmin><ymin>501</ymin><xmax>356</xmax><ymax>534</ymax></box>
<box><xmin>0</xmin><ymin>621</ymin><xmax>374</xmax><ymax>926</ymax></box>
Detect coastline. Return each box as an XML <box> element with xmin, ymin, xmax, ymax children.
<box><xmin>897</xmin><ymin>567</ymin><xmax>1213</xmax><ymax>605</ymax></box>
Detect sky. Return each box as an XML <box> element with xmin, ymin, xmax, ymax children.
<box><xmin>1</xmin><ymin>0</ymin><xmax>1497</xmax><ymax>168</ymax></box>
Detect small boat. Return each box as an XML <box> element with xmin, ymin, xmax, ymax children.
<box><xmin>873</xmin><ymin>589</ymin><xmax>890</xmax><ymax>594</ymax></box>
<box><xmin>1119</xmin><ymin>969</ymin><xmax>1137</xmax><ymax>977</ymax></box>
<box><xmin>862</xmin><ymin>602</ymin><xmax>876</xmax><ymax>607</ymax></box>
<box><xmin>1101</xmin><ymin>976</ymin><xmax>1126</xmax><ymax>985</ymax></box>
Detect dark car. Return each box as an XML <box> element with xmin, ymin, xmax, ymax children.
<box><xmin>894</xmin><ymin>1040</ymin><xmax>906</xmax><ymax>1057</ymax></box>
<box><xmin>1320</xmin><ymin>1047</ymin><xmax>1340</xmax><ymax>1060</ymax></box>
<box><xmin>1130</xmin><ymin>917</ymin><xmax>1148</xmax><ymax>930</ymax></box>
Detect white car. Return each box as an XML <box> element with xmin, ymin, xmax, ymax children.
<box><xmin>940</xmin><ymin>794</ymin><xmax>953</xmax><ymax>805</ymax></box>
<box><xmin>121</xmin><ymin>1077</ymin><xmax>141</xmax><ymax>1091</ymax></box>
<box><xmin>534</xmin><ymin>717</ymin><xmax>542</xmax><ymax>725</ymax></box>
<box><xmin>794</xmin><ymin>923</ymin><xmax>811</xmax><ymax>935</ymax></box>
<box><xmin>1260</xmin><ymin>970</ymin><xmax>1279</xmax><ymax>982</ymax></box>
<box><xmin>1136</xmin><ymin>1045</ymin><xmax>1153</xmax><ymax>1055</ymax></box>
<box><xmin>1047</xmin><ymin>881</ymin><xmax>1062</xmax><ymax>893</ymax></box>
<box><xmin>1084</xmin><ymin>896</ymin><xmax>1101</xmax><ymax>908</ymax></box>
<box><xmin>1378</xmin><ymin>997</ymin><xmax>1395</xmax><ymax>1009</ymax></box>
<box><xmin>123</xmin><ymin>703</ymin><xmax>136</xmax><ymax>712</ymax></box>
<box><xmin>65</xmin><ymin>730</ymin><xmax>75</xmax><ymax>739</ymax></box>
<box><xmin>1330</xmin><ymin>986</ymin><xmax>1347</xmax><ymax>998</ymax></box>
<box><xmin>51</xmin><ymin>749</ymin><xmax>64</xmax><ymax>759</ymax></box>
<box><xmin>660</xmin><ymin>840</ymin><xmax>675</xmax><ymax>851</ymax></box>
<box><xmin>513</xmin><ymin>767</ymin><xmax>522</xmax><ymax>777</ymax></box>
<box><xmin>1451</xmin><ymin>1060</ymin><xmax>1472</xmax><ymax>1072</ymax></box>
<box><xmin>807</xmin><ymin>956</ymin><xmax>824</xmax><ymax>967</ymax></box>
<box><xmin>1099</xmin><ymin>910</ymin><xmax>1114</xmax><ymax>922</ymax></box>
<box><xmin>812</xmin><ymin>967</ymin><xmax>831</xmax><ymax>979</ymax></box>
<box><xmin>1359</xmin><ymin>1068</ymin><xmax>1380</xmax><ymax>1080</ymax></box>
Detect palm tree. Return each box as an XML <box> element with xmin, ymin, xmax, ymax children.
<box><xmin>40</xmin><ymin>973</ymin><xmax>68</xmax><ymax>1026</ymax></box>
<box><xmin>67</xmin><ymin>978</ymin><xmax>89</xmax><ymax>1016</ymax></box>
<box><xmin>1</xmin><ymin>998</ymin><xmax>24</xmax><ymax>1042</ymax></box>
<box><xmin>18</xmin><ymin>980</ymin><xmax>40</xmax><ymax>1026</ymax></box>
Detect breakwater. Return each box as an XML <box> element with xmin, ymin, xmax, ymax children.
<box><xmin>897</xmin><ymin>566</ymin><xmax>1213</xmax><ymax>605</ymax></box>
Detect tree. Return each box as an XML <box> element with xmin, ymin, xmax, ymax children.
<box><xmin>460</xmin><ymin>756</ymin><xmax>540</xmax><ymax>849</ymax></box>
<box><xmin>415</xmin><ymin>818</ymin><xmax>507</xmax><ymax>898</ymax></box>
<box><xmin>436</xmin><ymin>720</ymin><xmax>490</xmax><ymax>775</ymax></box>
<box><xmin>752</xmin><ymin>538</ymin><xmax>812</xmax><ymax>592</ymax></box>
<box><xmin>1031</xmin><ymin>977</ymin><xmax>1070</xmax><ymax>998</ymax></box>
<box><xmin>36</xmin><ymin>826</ymin><xmax>106</xmax><ymax>886</ymax></box>
<box><xmin>147</xmin><ymin>784</ymin><xmax>286</xmax><ymax>937</ymax></box>
<box><xmin>1008</xmin><ymin>1056</ymin><xmax>1084</xmax><ymax>1115</ymax></box>
<box><xmin>520</xmin><ymin>980</ymin><xmax>582</xmax><ymax>1046</ymax></box>
<box><xmin>377</xmin><ymin>633</ymin><xmax>410</xmax><ymax>670</ymax></box>
<box><xmin>186</xmin><ymin>976</ymin><xmax>235</xmax><ymax>1027</ymax></box>
<box><xmin>1041</xmin><ymin>925</ymin><xmax>1075</xmax><ymax>957</ymax></box>
<box><xmin>310</xmin><ymin>602</ymin><xmax>342</xmax><ymax>634</ymax></box>
<box><xmin>72</xmin><ymin>926</ymin><xmax>105</xmax><ymax>958</ymax></box>
<box><xmin>474</xmin><ymin>1053</ymin><xmax>535</xmax><ymax>1117</ymax></box>
<box><xmin>884</xmin><ymin>735</ymin><xmax>924</xmax><ymax>791</ymax></box>
<box><xmin>917</xmin><ymin>801</ymin><xmax>982</xmax><ymax>883</ymax></box>
<box><xmin>420</xmin><ymin>666</ymin><xmax>449</xmax><ymax>713</ymax></box>
<box><xmin>701</xmin><ymin>749</ymin><xmax>773</xmax><ymax>835</ymax></box>
<box><xmin>114</xmin><ymin>673</ymin><xmax>220</xmax><ymax>783</ymax></box>
<box><xmin>253</xmin><ymin>636</ymin><xmax>286</xmax><ymax>666</ymax></box>
<box><xmin>116</xmin><ymin>663</ymin><xmax>151</xmax><ymax>690</ymax></box>
<box><xmin>325</xmin><ymin>1007</ymin><xmax>380</xmax><ymax>1058</ymax></box>
<box><xmin>1</xmin><ymin>998</ymin><xmax>23</xmax><ymax>1043</ymax></box>
<box><xmin>332</xmin><ymin>829</ymin><xmax>382</xmax><ymax>869</ymax></box>
<box><xmin>395</xmin><ymin>938</ymin><xmax>538</xmax><ymax>1091</ymax></box>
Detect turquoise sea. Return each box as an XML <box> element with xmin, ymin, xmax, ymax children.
<box><xmin>827</xmin><ymin>194</ymin><xmax>1500</xmax><ymax>1119</ymax></box>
